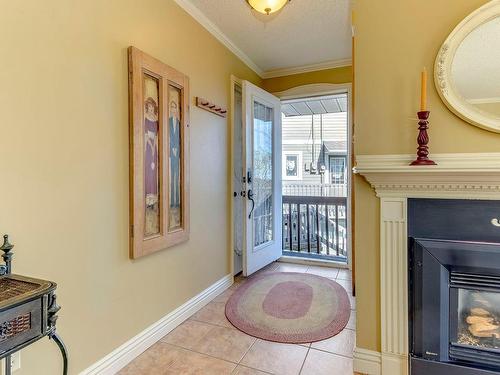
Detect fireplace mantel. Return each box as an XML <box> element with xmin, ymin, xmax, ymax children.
<box><xmin>354</xmin><ymin>153</ymin><xmax>500</xmax><ymax>199</ymax></box>
<box><xmin>353</xmin><ymin>153</ymin><xmax>500</xmax><ymax>375</ymax></box>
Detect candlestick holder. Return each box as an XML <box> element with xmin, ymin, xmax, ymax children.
<box><xmin>410</xmin><ymin>111</ymin><xmax>437</xmax><ymax>166</ymax></box>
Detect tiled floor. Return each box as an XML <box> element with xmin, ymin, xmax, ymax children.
<box><xmin>119</xmin><ymin>262</ymin><xmax>357</xmax><ymax>375</ymax></box>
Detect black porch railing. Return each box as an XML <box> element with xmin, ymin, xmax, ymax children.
<box><xmin>282</xmin><ymin>195</ymin><xmax>347</xmax><ymax>261</ymax></box>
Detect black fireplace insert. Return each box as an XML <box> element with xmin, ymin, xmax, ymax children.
<box><xmin>409</xmin><ymin>199</ymin><xmax>500</xmax><ymax>375</ymax></box>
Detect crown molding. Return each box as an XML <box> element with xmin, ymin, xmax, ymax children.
<box><xmin>261</xmin><ymin>58</ymin><xmax>352</xmax><ymax>79</ymax></box>
<box><xmin>172</xmin><ymin>0</ymin><xmax>264</xmax><ymax>77</ymax></box>
<box><xmin>273</xmin><ymin>82</ymin><xmax>352</xmax><ymax>100</ymax></box>
<box><xmin>354</xmin><ymin>153</ymin><xmax>500</xmax><ymax>198</ymax></box>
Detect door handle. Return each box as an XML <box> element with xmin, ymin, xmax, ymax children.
<box><xmin>492</xmin><ymin>218</ymin><xmax>500</xmax><ymax>227</ymax></box>
<box><xmin>248</xmin><ymin>189</ymin><xmax>255</xmax><ymax>219</ymax></box>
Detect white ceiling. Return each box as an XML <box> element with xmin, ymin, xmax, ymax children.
<box><xmin>180</xmin><ymin>0</ymin><xmax>352</xmax><ymax>77</ymax></box>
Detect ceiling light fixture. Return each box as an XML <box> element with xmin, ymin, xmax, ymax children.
<box><xmin>246</xmin><ymin>0</ymin><xmax>290</xmax><ymax>15</ymax></box>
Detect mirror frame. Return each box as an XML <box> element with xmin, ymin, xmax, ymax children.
<box><xmin>434</xmin><ymin>0</ymin><xmax>500</xmax><ymax>133</ymax></box>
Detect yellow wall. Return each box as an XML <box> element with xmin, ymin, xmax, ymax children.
<box><xmin>354</xmin><ymin>0</ymin><xmax>498</xmax><ymax>352</ymax></box>
<box><xmin>0</xmin><ymin>0</ymin><xmax>260</xmax><ymax>373</ymax></box>
<box><xmin>262</xmin><ymin>66</ymin><xmax>352</xmax><ymax>93</ymax></box>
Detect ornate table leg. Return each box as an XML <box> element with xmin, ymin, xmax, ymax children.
<box><xmin>48</xmin><ymin>294</ymin><xmax>68</xmax><ymax>375</ymax></box>
<box><xmin>51</xmin><ymin>333</ymin><xmax>68</xmax><ymax>375</ymax></box>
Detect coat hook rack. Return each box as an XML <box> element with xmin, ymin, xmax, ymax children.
<box><xmin>196</xmin><ymin>97</ymin><xmax>227</xmax><ymax>118</ymax></box>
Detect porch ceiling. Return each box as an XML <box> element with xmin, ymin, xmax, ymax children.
<box><xmin>282</xmin><ymin>94</ymin><xmax>348</xmax><ymax>117</ymax></box>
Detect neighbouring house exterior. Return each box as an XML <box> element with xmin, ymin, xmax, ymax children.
<box><xmin>281</xmin><ymin>93</ymin><xmax>348</xmax><ymax>197</ymax></box>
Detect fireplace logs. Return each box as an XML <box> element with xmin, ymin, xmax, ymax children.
<box><xmin>467</xmin><ymin>313</ymin><xmax>500</xmax><ymax>338</ymax></box>
<box><xmin>465</xmin><ymin>295</ymin><xmax>500</xmax><ymax>340</ymax></box>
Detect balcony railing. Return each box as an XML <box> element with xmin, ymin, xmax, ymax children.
<box><xmin>282</xmin><ymin>183</ymin><xmax>347</xmax><ymax>198</ymax></box>
<box><xmin>282</xmin><ymin>195</ymin><xmax>347</xmax><ymax>261</ymax></box>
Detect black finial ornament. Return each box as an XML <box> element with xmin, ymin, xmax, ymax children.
<box><xmin>0</xmin><ymin>234</ymin><xmax>14</xmax><ymax>275</ymax></box>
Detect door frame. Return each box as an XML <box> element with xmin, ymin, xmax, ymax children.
<box><xmin>272</xmin><ymin>83</ymin><xmax>353</xmax><ymax>271</ymax></box>
<box><xmin>229</xmin><ymin>75</ymin><xmax>243</xmax><ymax>278</ymax></box>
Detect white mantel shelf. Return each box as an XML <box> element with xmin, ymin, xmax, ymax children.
<box><xmin>352</xmin><ymin>153</ymin><xmax>500</xmax><ymax>375</ymax></box>
<box><xmin>354</xmin><ymin>153</ymin><xmax>500</xmax><ymax>198</ymax></box>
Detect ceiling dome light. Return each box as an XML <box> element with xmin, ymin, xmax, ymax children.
<box><xmin>246</xmin><ymin>0</ymin><xmax>290</xmax><ymax>15</ymax></box>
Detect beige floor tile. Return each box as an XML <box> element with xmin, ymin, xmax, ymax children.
<box><xmin>336</xmin><ymin>278</ymin><xmax>353</xmax><ymax>294</ymax></box>
<box><xmin>116</xmin><ymin>343</ymin><xmax>191</xmax><ymax>375</ymax></box>
<box><xmin>167</xmin><ymin>345</ymin><xmax>236</xmax><ymax>374</ymax></box>
<box><xmin>240</xmin><ymin>339</ymin><xmax>308</xmax><ymax>375</ymax></box>
<box><xmin>233</xmin><ymin>275</ymin><xmax>246</xmax><ymax>286</ymax></box>
<box><xmin>347</xmin><ymin>310</ymin><xmax>356</xmax><ymax>330</ymax></box>
<box><xmin>161</xmin><ymin>320</ymin><xmax>214</xmax><ymax>349</ymax></box>
<box><xmin>257</xmin><ymin>262</ymin><xmax>280</xmax><ymax>273</ymax></box>
<box><xmin>120</xmin><ymin>342</ymin><xmax>237</xmax><ymax>374</ymax></box>
<box><xmin>190</xmin><ymin>302</ymin><xmax>233</xmax><ymax>328</ymax></box>
<box><xmin>192</xmin><ymin>324</ymin><xmax>256</xmax><ymax>363</ymax></box>
<box><xmin>348</xmin><ymin>293</ymin><xmax>356</xmax><ymax>310</ymax></box>
<box><xmin>300</xmin><ymin>348</ymin><xmax>353</xmax><ymax>375</ymax></box>
<box><xmin>306</xmin><ymin>265</ymin><xmax>339</xmax><ymax>279</ymax></box>
<box><xmin>235</xmin><ymin>273</ymin><xmax>245</xmax><ymax>280</ymax></box>
<box><xmin>232</xmin><ymin>365</ymin><xmax>271</xmax><ymax>375</ymax></box>
<box><xmin>311</xmin><ymin>328</ymin><xmax>355</xmax><ymax>357</ymax></box>
<box><xmin>229</xmin><ymin>279</ymin><xmax>245</xmax><ymax>291</ymax></box>
<box><xmin>275</xmin><ymin>263</ymin><xmax>308</xmax><ymax>273</ymax></box>
<box><xmin>336</xmin><ymin>268</ymin><xmax>352</xmax><ymax>281</ymax></box>
<box><xmin>213</xmin><ymin>288</ymin><xmax>236</xmax><ymax>303</ymax></box>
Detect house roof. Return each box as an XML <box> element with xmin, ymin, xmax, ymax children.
<box><xmin>323</xmin><ymin>140</ymin><xmax>347</xmax><ymax>153</ymax></box>
<box><xmin>282</xmin><ymin>94</ymin><xmax>348</xmax><ymax>117</ymax></box>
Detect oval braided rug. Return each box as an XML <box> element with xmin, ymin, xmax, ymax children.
<box><xmin>225</xmin><ymin>272</ymin><xmax>351</xmax><ymax>343</ymax></box>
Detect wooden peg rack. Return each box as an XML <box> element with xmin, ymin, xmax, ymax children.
<box><xmin>196</xmin><ymin>97</ymin><xmax>227</xmax><ymax>118</ymax></box>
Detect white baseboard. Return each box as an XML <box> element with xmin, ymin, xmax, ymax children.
<box><xmin>80</xmin><ymin>274</ymin><xmax>233</xmax><ymax>375</ymax></box>
<box><xmin>381</xmin><ymin>352</ymin><xmax>408</xmax><ymax>375</ymax></box>
<box><xmin>354</xmin><ymin>347</ymin><xmax>381</xmax><ymax>375</ymax></box>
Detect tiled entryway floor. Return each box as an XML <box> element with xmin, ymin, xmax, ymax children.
<box><xmin>119</xmin><ymin>262</ymin><xmax>357</xmax><ymax>375</ymax></box>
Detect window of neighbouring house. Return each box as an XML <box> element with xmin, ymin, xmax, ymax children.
<box><xmin>282</xmin><ymin>152</ymin><xmax>302</xmax><ymax>180</ymax></box>
<box><xmin>329</xmin><ymin>155</ymin><xmax>346</xmax><ymax>184</ymax></box>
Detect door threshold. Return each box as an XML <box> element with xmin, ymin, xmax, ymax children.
<box><xmin>278</xmin><ymin>255</ymin><xmax>349</xmax><ymax>269</ymax></box>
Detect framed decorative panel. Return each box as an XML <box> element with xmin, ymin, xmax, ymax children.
<box><xmin>282</xmin><ymin>151</ymin><xmax>302</xmax><ymax>181</ymax></box>
<box><xmin>128</xmin><ymin>46</ymin><xmax>190</xmax><ymax>259</ymax></box>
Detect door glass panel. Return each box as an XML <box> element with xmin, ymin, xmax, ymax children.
<box><xmin>456</xmin><ymin>288</ymin><xmax>500</xmax><ymax>350</ymax></box>
<box><xmin>253</xmin><ymin>101</ymin><xmax>274</xmax><ymax>247</ymax></box>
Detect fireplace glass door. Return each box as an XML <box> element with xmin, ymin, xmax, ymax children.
<box><xmin>409</xmin><ymin>199</ymin><xmax>500</xmax><ymax>375</ymax></box>
<box><xmin>454</xmin><ymin>287</ymin><xmax>500</xmax><ymax>351</ymax></box>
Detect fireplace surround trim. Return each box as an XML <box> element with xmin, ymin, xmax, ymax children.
<box><xmin>354</xmin><ymin>153</ymin><xmax>500</xmax><ymax>375</ymax></box>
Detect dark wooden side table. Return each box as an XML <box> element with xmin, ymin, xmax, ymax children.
<box><xmin>0</xmin><ymin>235</ymin><xmax>68</xmax><ymax>375</ymax></box>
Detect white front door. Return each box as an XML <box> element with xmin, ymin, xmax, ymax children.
<box><xmin>242</xmin><ymin>81</ymin><xmax>282</xmax><ymax>276</ymax></box>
